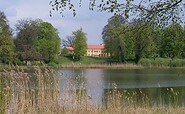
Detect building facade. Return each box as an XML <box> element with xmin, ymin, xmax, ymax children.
<box><xmin>86</xmin><ymin>44</ymin><xmax>108</xmax><ymax>57</ymax></box>
<box><xmin>65</xmin><ymin>44</ymin><xmax>109</xmax><ymax>57</ymax></box>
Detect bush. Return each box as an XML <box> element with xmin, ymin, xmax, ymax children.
<box><xmin>139</xmin><ymin>58</ymin><xmax>185</xmax><ymax>67</ymax></box>
<box><xmin>169</xmin><ymin>59</ymin><xmax>185</xmax><ymax>67</ymax></box>
<box><xmin>138</xmin><ymin>58</ymin><xmax>152</xmax><ymax>66</ymax></box>
<box><xmin>13</xmin><ymin>58</ymin><xmax>24</xmax><ymax>65</ymax></box>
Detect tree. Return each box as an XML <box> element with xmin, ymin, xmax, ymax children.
<box><xmin>130</xmin><ymin>19</ymin><xmax>154</xmax><ymax>64</ymax></box>
<box><xmin>15</xmin><ymin>19</ymin><xmax>61</xmax><ymax>64</ymax></box>
<box><xmin>14</xmin><ymin>18</ymin><xmax>39</xmax><ymax>64</ymax></box>
<box><xmin>61</xmin><ymin>47</ymin><xmax>69</xmax><ymax>56</ymax></box>
<box><xmin>102</xmin><ymin>15</ymin><xmax>134</xmax><ymax>62</ymax></box>
<box><xmin>0</xmin><ymin>11</ymin><xmax>15</xmax><ymax>63</ymax></box>
<box><xmin>150</xmin><ymin>26</ymin><xmax>163</xmax><ymax>59</ymax></box>
<box><xmin>72</xmin><ymin>28</ymin><xmax>87</xmax><ymax>60</ymax></box>
<box><xmin>50</xmin><ymin>0</ymin><xmax>184</xmax><ymax>25</ymax></box>
<box><xmin>37</xmin><ymin>21</ymin><xmax>61</xmax><ymax>63</ymax></box>
<box><xmin>160</xmin><ymin>22</ymin><xmax>185</xmax><ymax>59</ymax></box>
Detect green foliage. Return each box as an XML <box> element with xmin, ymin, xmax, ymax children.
<box><xmin>102</xmin><ymin>16</ymin><xmax>156</xmax><ymax>64</ymax></box>
<box><xmin>57</xmin><ymin>55</ymin><xmax>73</xmax><ymax>64</ymax></box>
<box><xmin>169</xmin><ymin>59</ymin><xmax>185</xmax><ymax>67</ymax></box>
<box><xmin>58</xmin><ymin>56</ymin><xmax>109</xmax><ymax>64</ymax></box>
<box><xmin>13</xmin><ymin>58</ymin><xmax>24</xmax><ymax>65</ymax></box>
<box><xmin>102</xmin><ymin>15</ymin><xmax>133</xmax><ymax>63</ymax></box>
<box><xmin>0</xmin><ymin>11</ymin><xmax>15</xmax><ymax>63</ymax></box>
<box><xmin>14</xmin><ymin>18</ymin><xmax>39</xmax><ymax>62</ymax></box>
<box><xmin>131</xmin><ymin>19</ymin><xmax>155</xmax><ymax>63</ymax></box>
<box><xmin>72</xmin><ymin>28</ymin><xmax>87</xmax><ymax>59</ymax></box>
<box><xmin>79</xmin><ymin>56</ymin><xmax>108</xmax><ymax>64</ymax></box>
<box><xmin>61</xmin><ymin>48</ymin><xmax>69</xmax><ymax>56</ymax></box>
<box><xmin>37</xmin><ymin>22</ymin><xmax>61</xmax><ymax>63</ymax></box>
<box><xmin>139</xmin><ymin>58</ymin><xmax>185</xmax><ymax>67</ymax></box>
<box><xmin>139</xmin><ymin>58</ymin><xmax>171</xmax><ymax>67</ymax></box>
<box><xmin>14</xmin><ymin>19</ymin><xmax>61</xmax><ymax>64</ymax></box>
<box><xmin>160</xmin><ymin>22</ymin><xmax>185</xmax><ymax>59</ymax></box>
<box><xmin>103</xmin><ymin>16</ymin><xmax>185</xmax><ymax>64</ymax></box>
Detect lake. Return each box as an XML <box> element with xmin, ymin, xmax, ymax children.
<box><xmin>59</xmin><ymin>68</ymin><xmax>185</xmax><ymax>106</ymax></box>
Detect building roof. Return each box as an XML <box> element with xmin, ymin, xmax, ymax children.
<box><xmin>65</xmin><ymin>46</ymin><xmax>74</xmax><ymax>51</ymax></box>
<box><xmin>87</xmin><ymin>44</ymin><xmax>104</xmax><ymax>50</ymax></box>
<box><xmin>65</xmin><ymin>44</ymin><xmax>105</xmax><ymax>50</ymax></box>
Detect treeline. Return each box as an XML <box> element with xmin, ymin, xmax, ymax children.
<box><xmin>0</xmin><ymin>11</ymin><xmax>61</xmax><ymax>65</ymax></box>
<box><xmin>102</xmin><ymin>15</ymin><xmax>185</xmax><ymax>64</ymax></box>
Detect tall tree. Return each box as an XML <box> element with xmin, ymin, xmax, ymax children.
<box><xmin>14</xmin><ymin>18</ymin><xmax>39</xmax><ymax>64</ymax></box>
<box><xmin>0</xmin><ymin>11</ymin><xmax>15</xmax><ymax>63</ymax></box>
<box><xmin>72</xmin><ymin>28</ymin><xmax>87</xmax><ymax>60</ymax></box>
<box><xmin>15</xmin><ymin>19</ymin><xmax>61</xmax><ymax>64</ymax></box>
<box><xmin>130</xmin><ymin>19</ymin><xmax>154</xmax><ymax>63</ymax></box>
<box><xmin>37</xmin><ymin>21</ymin><xmax>61</xmax><ymax>63</ymax></box>
<box><xmin>102</xmin><ymin>15</ymin><xmax>133</xmax><ymax>62</ymax></box>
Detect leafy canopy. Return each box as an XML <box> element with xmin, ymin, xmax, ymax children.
<box><xmin>37</xmin><ymin>21</ymin><xmax>61</xmax><ymax>63</ymax></box>
<box><xmin>14</xmin><ymin>19</ymin><xmax>61</xmax><ymax>63</ymax></box>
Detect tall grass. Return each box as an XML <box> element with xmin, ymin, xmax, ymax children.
<box><xmin>0</xmin><ymin>65</ymin><xmax>185</xmax><ymax>114</ymax></box>
<box><xmin>60</xmin><ymin>63</ymin><xmax>143</xmax><ymax>69</ymax></box>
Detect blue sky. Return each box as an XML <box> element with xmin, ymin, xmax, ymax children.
<box><xmin>0</xmin><ymin>0</ymin><xmax>113</xmax><ymax>44</ymax></box>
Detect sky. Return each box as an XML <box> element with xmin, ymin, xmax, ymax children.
<box><xmin>0</xmin><ymin>0</ymin><xmax>113</xmax><ymax>44</ymax></box>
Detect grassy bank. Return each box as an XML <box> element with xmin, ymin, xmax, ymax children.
<box><xmin>57</xmin><ymin>56</ymin><xmax>109</xmax><ymax>64</ymax></box>
<box><xmin>54</xmin><ymin>56</ymin><xmax>185</xmax><ymax>68</ymax></box>
<box><xmin>0</xmin><ymin>66</ymin><xmax>185</xmax><ymax>114</ymax></box>
<box><xmin>1</xmin><ymin>56</ymin><xmax>185</xmax><ymax>69</ymax></box>
<box><xmin>55</xmin><ymin>56</ymin><xmax>143</xmax><ymax>69</ymax></box>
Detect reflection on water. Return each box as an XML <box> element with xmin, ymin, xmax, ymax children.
<box><xmin>59</xmin><ymin>68</ymin><xmax>185</xmax><ymax>106</ymax></box>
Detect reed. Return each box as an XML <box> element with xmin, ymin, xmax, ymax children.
<box><xmin>60</xmin><ymin>63</ymin><xmax>143</xmax><ymax>69</ymax></box>
<box><xmin>0</xmin><ymin>65</ymin><xmax>185</xmax><ymax>114</ymax></box>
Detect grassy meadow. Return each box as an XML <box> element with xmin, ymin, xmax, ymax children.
<box><xmin>0</xmin><ymin>65</ymin><xmax>185</xmax><ymax>114</ymax></box>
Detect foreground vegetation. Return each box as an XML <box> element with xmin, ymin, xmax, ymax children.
<box><xmin>1</xmin><ymin>66</ymin><xmax>185</xmax><ymax>114</ymax></box>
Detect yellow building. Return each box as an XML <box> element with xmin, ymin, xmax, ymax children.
<box><xmin>65</xmin><ymin>44</ymin><xmax>109</xmax><ymax>57</ymax></box>
<box><xmin>86</xmin><ymin>44</ymin><xmax>109</xmax><ymax>57</ymax></box>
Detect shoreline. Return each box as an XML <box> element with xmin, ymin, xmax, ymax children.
<box><xmin>1</xmin><ymin>63</ymin><xmax>185</xmax><ymax>70</ymax></box>
<box><xmin>56</xmin><ymin>63</ymin><xmax>185</xmax><ymax>69</ymax></box>
<box><xmin>60</xmin><ymin>64</ymin><xmax>143</xmax><ymax>69</ymax></box>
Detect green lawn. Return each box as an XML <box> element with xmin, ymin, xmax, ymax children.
<box><xmin>57</xmin><ymin>56</ymin><xmax>109</xmax><ymax>64</ymax></box>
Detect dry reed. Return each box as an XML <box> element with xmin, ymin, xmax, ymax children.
<box><xmin>60</xmin><ymin>63</ymin><xmax>143</xmax><ymax>69</ymax></box>
<box><xmin>0</xmin><ymin>65</ymin><xmax>185</xmax><ymax>114</ymax></box>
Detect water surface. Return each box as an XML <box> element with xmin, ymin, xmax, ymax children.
<box><xmin>59</xmin><ymin>68</ymin><xmax>185</xmax><ymax>106</ymax></box>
